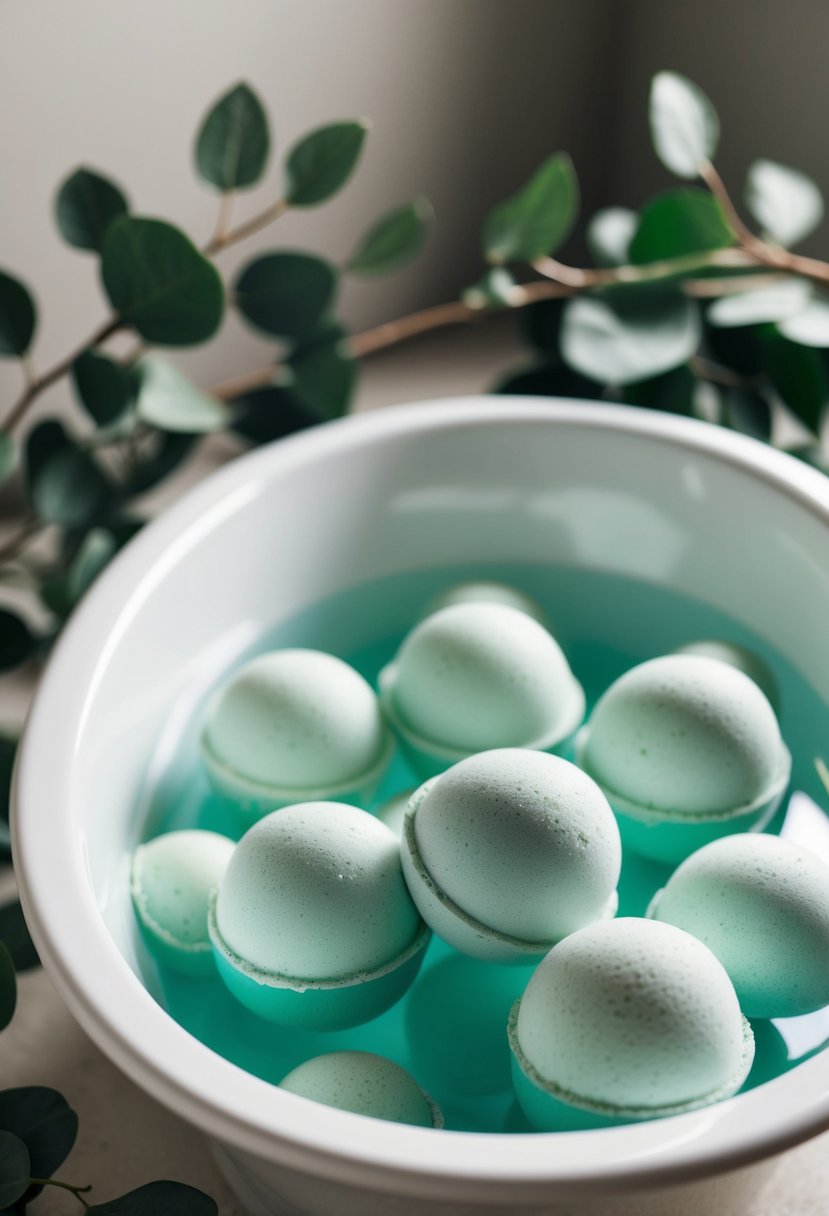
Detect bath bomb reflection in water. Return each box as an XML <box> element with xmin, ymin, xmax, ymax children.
<box><xmin>280</xmin><ymin>1052</ymin><xmax>442</xmax><ymax>1128</ymax></box>
<box><xmin>509</xmin><ymin>918</ymin><xmax>754</xmax><ymax>1131</ymax></box>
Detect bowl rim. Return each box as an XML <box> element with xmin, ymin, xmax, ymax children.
<box><xmin>13</xmin><ymin>396</ymin><xmax>829</xmax><ymax>1201</ymax></box>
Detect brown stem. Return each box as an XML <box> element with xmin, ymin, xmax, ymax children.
<box><xmin>699</xmin><ymin>161</ymin><xmax>759</xmax><ymax>250</ymax></box>
<box><xmin>533</xmin><ymin>247</ymin><xmax>759</xmax><ymax>291</ymax></box>
<box><xmin>0</xmin><ymin>517</ymin><xmax>42</xmax><ymax>563</ymax></box>
<box><xmin>203</xmin><ymin>197</ymin><xmax>289</xmax><ymax>256</ymax></box>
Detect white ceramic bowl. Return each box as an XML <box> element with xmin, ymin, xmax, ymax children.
<box><xmin>13</xmin><ymin>399</ymin><xmax>829</xmax><ymax>1216</ymax></box>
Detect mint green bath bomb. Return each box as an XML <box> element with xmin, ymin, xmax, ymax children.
<box><xmin>215</xmin><ymin>802</ymin><xmax>422</xmax><ymax>983</ymax></box>
<box><xmin>131</xmin><ymin>830</ymin><xmax>234</xmax><ymax>973</ymax></box>
<box><xmin>673</xmin><ymin>640</ymin><xmax>778</xmax><ymax>711</ymax></box>
<box><xmin>582</xmin><ymin>655</ymin><xmax>788</xmax><ymax>816</ymax></box>
<box><xmin>280</xmin><ymin>1051</ymin><xmax>442</xmax><ymax>1127</ymax></box>
<box><xmin>510</xmin><ymin>918</ymin><xmax>753</xmax><ymax>1127</ymax></box>
<box><xmin>385</xmin><ymin>602</ymin><xmax>584</xmax><ymax>754</ymax></box>
<box><xmin>650</xmin><ymin>833</ymin><xmax>829</xmax><ymax>1018</ymax></box>
<box><xmin>202</xmin><ymin>649</ymin><xmax>388</xmax><ymax>798</ymax></box>
<box><xmin>422</xmin><ymin>582</ymin><xmax>548</xmax><ymax>627</ymax></box>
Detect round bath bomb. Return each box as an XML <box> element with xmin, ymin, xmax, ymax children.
<box><xmin>509</xmin><ymin>918</ymin><xmax>754</xmax><ymax>1130</ymax></box>
<box><xmin>210</xmin><ymin>802</ymin><xmax>428</xmax><ymax>1028</ymax></box>
<box><xmin>649</xmin><ymin>833</ymin><xmax>829</xmax><ymax>1018</ymax></box>
<box><xmin>131</xmin><ymin>830</ymin><xmax>234</xmax><ymax>974</ymax></box>
<box><xmin>578</xmin><ymin>654</ymin><xmax>791</xmax><ymax>862</ymax></box>
<box><xmin>201</xmin><ymin>649</ymin><xmax>391</xmax><ymax>808</ymax></box>
<box><xmin>280</xmin><ymin>1051</ymin><xmax>442</xmax><ymax>1127</ymax></box>
<box><xmin>422</xmin><ymin>582</ymin><xmax>548</xmax><ymax>627</ymax></box>
<box><xmin>401</xmin><ymin>749</ymin><xmax>621</xmax><ymax>962</ymax></box>
<box><xmin>380</xmin><ymin>602</ymin><xmax>584</xmax><ymax>767</ymax></box>
<box><xmin>673</xmin><ymin>639</ymin><xmax>778</xmax><ymax>711</ymax></box>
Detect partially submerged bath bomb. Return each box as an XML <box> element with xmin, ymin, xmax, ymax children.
<box><xmin>509</xmin><ymin>918</ymin><xmax>754</xmax><ymax>1130</ymax></box>
<box><xmin>402</xmin><ymin>749</ymin><xmax>621</xmax><ymax>961</ymax></box>
<box><xmin>211</xmin><ymin>802</ymin><xmax>428</xmax><ymax>1027</ymax></box>
<box><xmin>201</xmin><ymin>649</ymin><xmax>391</xmax><ymax>807</ymax></box>
<box><xmin>673</xmin><ymin>639</ymin><xmax>778</xmax><ymax>711</ymax></box>
<box><xmin>649</xmin><ymin>833</ymin><xmax>829</xmax><ymax>1018</ymax></box>
<box><xmin>422</xmin><ymin>582</ymin><xmax>548</xmax><ymax>627</ymax></box>
<box><xmin>381</xmin><ymin>602</ymin><xmax>584</xmax><ymax>760</ymax></box>
<box><xmin>131</xmin><ymin>830</ymin><xmax>234</xmax><ymax>974</ymax></box>
<box><xmin>280</xmin><ymin>1051</ymin><xmax>442</xmax><ymax>1127</ymax></box>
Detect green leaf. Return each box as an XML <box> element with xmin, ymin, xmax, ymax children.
<box><xmin>704</xmin><ymin>322</ymin><xmax>767</xmax><ymax>377</ymax></box>
<box><xmin>55</xmin><ymin>168</ymin><xmax>128</xmax><ymax>253</ymax></box>
<box><xmin>587</xmin><ymin>208</ymin><xmax>638</xmax><ymax>267</ymax></box>
<box><xmin>231</xmin><ymin>386</ymin><xmax>320</xmax><ymax>445</ymax></box>
<box><xmin>494</xmin><ymin>362</ymin><xmax>602</xmax><ymax>400</ymax></box>
<box><xmin>66</xmin><ymin>528</ymin><xmax>117</xmax><ymax>603</ymax></box>
<box><xmin>0</xmin><ymin>1089</ymin><xmax>78</xmax><ymax>1180</ymax></box>
<box><xmin>0</xmin><ymin>905</ymin><xmax>38</xmax><ymax>972</ymax></box>
<box><xmin>0</xmin><ymin>611</ymin><xmax>36</xmax><ymax>673</ymax></box>
<box><xmin>649</xmin><ymin>71</ymin><xmax>719</xmax><ymax>179</ymax></box>
<box><xmin>764</xmin><ymin>335</ymin><xmax>827</xmax><ymax>434</ymax></box>
<box><xmin>461</xmin><ymin>268</ymin><xmax>518</xmax><ymax>310</ymax></box>
<box><xmin>0</xmin><ymin>435</ymin><xmax>17</xmax><ymax>491</ymax></box>
<box><xmin>101</xmin><ymin>217</ymin><xmax>224</xmax><ymax>346</ymax></box>
<box><xmin>707</xmin><ymin>279</ymin><xmax>811</xmax><ymax>328</ymax></box>
<box><xmin>124</xmin><ymin>433</ymin><xmax>195</xmax><ymax>496</ymax></box>
<box><xmin>25</xmin><ymin>421</ymin><xmax>68</xmax><ymax>495</ymax></box>
<box><xmin>745</xmin><ymin>160</ymin><xmax>824</xmax><ymax>248</ymax></box>
<box><xmin>285</xmin><ymin>121</ymin><xmax>368</xmax><ymax>206</ymax></box>
<box><xmin>561</xmin><ymin>291</ymin><xmax>701</xmax><ymax>385</ymax></box>
<box><xmin>723</xmin><ymin>389</ymin><xmax>773</xmax><ymax>441</ymax></box>
<box><xmin>136</xmin><ymin>359</ymin><xmax>227</xmax><ymax>433</ymax></box>
<box><xmin>0</xmin><ymin>1132</ymin><xmax>29</xmax><ymax>1208</ymax></box>
<box><xmin>71</xmin><ymin>350</ymin><xmax>136</xmax><ymax>426</ymax></box>
<box><xmin>31</xmin><ymin>440</ymin><xmax>113</xmax><ymax>528</ymax></box>
<box><xmin>778</xmin><ymin>293</ymin><xmax>829</xmax><ymax>347</ymax></box>
<box><xmin>287</xmin><ymin>326</ymin><xmax>356</xmax><ymax>419</ymax></box>
<box><xmin>483</xmin><ymin>152</ymin><xmax>579</xmax><ymax>264</ymax></box>
<box><xmin>87</xmin><ymin>1181</ymin><xmax>217</xmax><ymax>1216</ymax></box>
<box><xmin>629</xmin><ymin>189</ymin><xmax>735</xmax><ymax>264</ymax></box>
<box><xmin>195</xmin><ymin>83</ymin><xmax>270</xmax><ymax>192</ymax></box>
<box><xmin>622</xmin><ymin>364</ymin><xmax>697</xmax><ymax>416</ymax></box>
<box><xmin>0</xmin><ymin>272</ymin><xmax>35</xmax><ymax>357</ymax></box>
<box><xmin>785</xmin><ymin>442</ymin><xmax>827</xmax><ymax>472</ymax></box>
<box><xmin>518</xmin><ymin>297</ymin><xmax>565</xmax><ymax>353</ymax></box>
<box><xmin>347</xmin><ymin>198</ymin><xmax>432</xmax><ymax>276</ymax></box>
<box><xmin>235</xmin><ymin>252</ymin><xmax>336</xmax><ymax>338</ymax></box>
<box><xmin>0</xmin><ymin>737</ymin><xmax>15</xmax><ymax>858</ymax></box>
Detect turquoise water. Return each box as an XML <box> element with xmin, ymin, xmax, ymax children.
<box><xmin>133</xmin><ymin>564</ymin><xmax>829</xmax><ymax>1133</ymax></box>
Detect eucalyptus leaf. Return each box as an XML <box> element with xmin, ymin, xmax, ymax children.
<box><xmin>288</xmin><ymin>327</ymin><xmax>356</xmax><ymax>418</ymax></box>
<box><xmin>136</xmin><ymin>359</ymin><xmax>227</xmax><ymax>433</ymax></box>
<box><xmin>746</xmin><ymin>159</ymin><xmax>824</xmax><ymax>248</ymax></box>
<box><xmin>347</xmin><ymin>198</ymin><xmax>432</xmax><ymax>275</ymax></box>
<box><xmin>494</xmin><ymin>361</ymin><xmax>603</xmax><ymax>399</ymax></box>
<box><xmin>649</xmin><ymin>71</ymin><xmax>719</xmax><ymax>179</ymax></box>
<box><xmin>231</xmin><ymin>386</ymin><xmax>321</xmax><ymax>445</ymax></box>
<box><xmin>723</xmin><ymin>389</ymin><xmax>773</xmax><ymax>441</ymax></box>
<box><xmin>195</xmin><ymin>83</ymin><xmax>270</xmax><ymax>191</ymax></box>
<box><xmin>0</xmin><ymin>611</ymin><xmax>36</xmax><ymax>673</ymax></box>
<box><xmin>629</xmin><ymin>189</ymin><xmax>735</xmax><ymax>264</ymax></box>
<box><xmin>778</xmin><ymin>294</ymin><xmax>829</xmax><ymax>347</ymax></box>
<box><xmin>0</xmin><ymin>1089</ymin><xmax>78</xmax><ymax>1180</ymax></box>
<box><xmin>0</xmin><ymin>905</ymin><xmax>38</xmax><ymax>972</ymax></box>
<box><xmin>622</xmin><ymin>364</ymin><xmax>697</xmax><ymax>416</ymax></box>
<box><xmin>101</xmin><ymin>217</ymin><xmax>224</xmax><ymax>346</ymax></box>
<box><xmin>0</xmin><ymin>273</ymin><xmax>36</xmax><ymax>358</ymax></box>
<box><xmin>66</xmin><ymin>528</ymin><xmax>117</xmax><ymax>603</ymax></box>
<box><xmin>124</xmin><ymin>433</ymin><xmax>195</xmax><ymax>497</ymax></box>
<box><xmin>0</xmin><ymin>436</ymin><xmax>17</xmax><ymax>491</ymax></box>
<box><xmin>55</xmin><ymin>168</ymin><xmax>128</xmax><ymax>253</ymax></box>
<box><xmin>0</xmin><ymin>737</ymin><xmax>15</xmax><ymax>859</ymax></box>
<box><xmin>235</xmin><ymin>252</ymin><xmax>336</xmax><ymax>338</ymax></box>
<box><xmin>764</xmin><ymin>335</ymin><xmax>827</xmax><ymax>434</ymax></box>
<box><xmin>87</xmin><ymin>1181</ymin><xmax>217</xmax><ymax>1216</ymax></box>
<box><xmin>31</xmin><ymin>441</ymin><xmax>114</xmax><ymax>528</ymax></box>
<box><xmin>483</xmin><ymin>152</ymin><xmax>578</xmax><ymax>264</ymax></box>
<box><xmin>707</xmin><ymin>279</ymin><xmax>811</xmax><ymax>328</ymax></box>
<box><xmin>0</xmin><ymin>1132</ymin><xmax>28</xmax><ymax>1208</ymax></box>
<box><xmin>25</xmin><ymin>421</ymin><xmax>67</xmax><ymax>496</ymax></box>
<box><xmin>71</xmin><ymin>350</ymin><xmax>136</xmax><ymax>426</ymax></box>
<box><xmin>285</xmin><ymin>121</ymin><xmax>368</xmax><ymax>206</ymax></box>
<box><xmin>519</xmin><ymin>297</ymin><xmax>565</xmax><ymax>353</ymax></box>
<box><xmin>461</xmin><ymin>267</ymin><xmax>517</xmax><ymax>310</ymax></box>
<box><xmin>561</xmin><ymin>291</ymin><xmax>700</xmax><ymax>385</ymax></box>
<box><xmin>587</xmin><ymin>208</ymin><xmax>638</xmax><ymax>267</ymax></box>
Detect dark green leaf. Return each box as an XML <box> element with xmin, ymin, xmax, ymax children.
<box><xmin>0</xmin><ymin>1089</ymin><xmax>78</xmax><ymax>1180</ymax></box>
<box><xmin>0</xmin><ymin>946</ymin><xmax>15</xmax><ymax>1031</ymax></box>
<box><xmin>87</xmin><ymin>1181</ymin><xmax>217</xmax><ymax>1216</ymax></box>
<box><xmin>785</xmin><ymin>442</ymin><xmax>827</xmax><ymax>471</ymax></box>
<box><xmin>764</xmin><ymin>335</ymin><xmax>827</xmax><ymax>434</ymax></box>
<box><xmin>0</xmin><ymin>273</ymin><xmax>35</xmax><ymax>358</ymax></box>
<box><xmin>746</xmin><ymin>160</ymin><xmax>824</xmax><ymax>248</ymax></box>
<box><xmin>55</xmin><ymin>169</ymin><xmax>128</xmax><ymax>253</ymax></box>
<box><xmin>31</xmin><ymin>441</ymin><xmax>114</xmax><ymax>528</ymax></box>
<box><xmin>71</xmin><ymin>350</ymin><xmax>136</xmax><ymax>426</ymax></box>
<box><xmin>234</xmin><ymin>252</ymin><xmax>336</xmax><ymax>338</ymax></box>
<box><xmin>0</xmin><ymin>905</ymin><xmax>38</xmax><ymax>972</ymax></box>
<box><xmin>518</xmin><ymin>297</ymin><xmax>565</xmax><ymax>353</ymax></box>
<box><xmin>347</xmin><ymin>198</ymin><xmax>432</xmax><ymax>275</ymax></box>
<box><xmin>587</xmin><ymin>208</ymin><xmax>638</xmax><ymax>267</ymax></box>
<box><xmin>778</xmin><ymin>293</ymin><xmax>829</xmax><ymax>348</ymax></box>
<box><xmin>0</xmin><ymin>1132</ymin><xmax>28</xmax><ymax>1208</ymax></box>
<box><xmin>649</xmin><ymin>71</ymin><xmax>719</xmax><ymax>179</ymax></box>
<box><xmin>135</xmin><ymin>359</ymin><xmax>227</xmax><ymax>433</ymax></box>
<box><xmin>483</xmin><ymin>152</ymin><xmax>578</xmax><ymax>264</ymax></box>
<box><xmin>0</xmin><ymin>737</ymin><xmax>15</xmax><ymax>859</ymax></box>
<box><xmin>629</xmin><ymin>189</ymin><xmax>735</xmax><ymax>264</ymax></box>
<box><xmin>25</xmin><ymin>421</ymin><xmax>67</xmax><ymax>496</ymax></box>
<box><xmin>66</xmin><ymin>528</ymin><xmax>117</xmax><ymax>603</ymax></box>
<box><xmin>704</xmin><ymin>322</ymin><xmax>767</xmax><ymax>377</ymax></box>
<box><xmin>195</xmin><ymin>83</ymin><xmax>270</xmax><ymax>191</ymax></box>
<box><xmin>287</xmin><ymin>326</ymin><xmax>356</xmax><ymax>418</ymax></box>
<box><xmin>622</xmin><ymin>364</ymin><xmax>697</xmax><ymax>415</ymax></box>
<box><xmin>0</xmin><ymin>436</ymin><xmax>17</xmax><ymax>492</ymax></box>
<box><xmin>101</xmin><ymin>217</ymin><xmax>224</xmax><ymax>346</ymax></box>
<box><xmin>561</xmin><ymin>291</ymin><xmax>701</xmax><ymax>385</ymax></box>
<box><xmin>285</xmin><ymin>121</ymin><xmax>368</xmax><ymax>206</ymax></box>
<box><xmin>707</xmin><ymin>279</ymin><xmax>811</xmax><ymax>328</ymax></box>
<box><xmin>494</xmin><ymin>362</ymin><xmax>602</xmax><ymax>399</ymax></box>
<box><xmin>723</xmin><ymin>389</ymin><xmax>773</xmax><ymax>441</ymax></box>
<box><xmin>0</xmin><ymin>611</ymin><xmax>35</xmax><ymax>673</ymax></box>
<box><xmin>124</xmin><ymin>433</ymin><xmax>195</xmax><ymax>496</ymax></box>
<box><xmin>231</xmin><ymin>386</ymin><xmax>321</xmax><ymax>445</ymax></box>
<box><xmin>461</xmin><ymin>268</ymin><xmax>517</xmax><ymax>310</ymax></box>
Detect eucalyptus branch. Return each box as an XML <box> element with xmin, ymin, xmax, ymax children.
<box><xmin>203</xmin><ymin>196</ymin><xmax>289</xmax><ymax>256</ymax></box>
<box><xmin>30</xmin><ymin>1177</ymin><xmax>93</xmax><ymax>1208</ymax></box>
